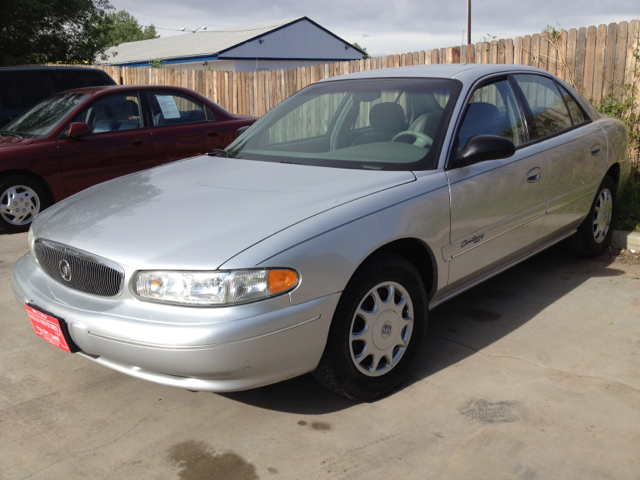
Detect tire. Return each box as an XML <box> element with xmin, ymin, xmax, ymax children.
<box><xmin>565</xmin><ymin>175</ymin><xmax>616</xmax><ymax>258</ymax></box>
<box><xmin>0</xmin><ymin>175</ymin><xmax>49</xmax><ymax>234</ymax></box>
<box><xmin>313</xmin><ymin>254</ymin><xmax>428</xmax><ymax>401</ymax></box>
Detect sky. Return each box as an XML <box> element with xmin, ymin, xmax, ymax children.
<box><xmin>109</xmin><ymin>0</ymin><xmax>639</xmax><ymax>57</ymax></box>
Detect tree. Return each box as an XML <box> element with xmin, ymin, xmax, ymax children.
<box><xmin>0</xmin><ymin>0</ymin><xmax>114</xmax><ymax>66</ymax></box>
<box><xmin>100</xmin><ymin>10</ymin><xmax>158</xmax><ymax>50</ymax></box>
<box><xmin>352</xmin><ymin>42</ymin><xmax>371</xmax><ymax>59</ymax></box>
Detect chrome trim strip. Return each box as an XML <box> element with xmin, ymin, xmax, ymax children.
<box><xmin>87</xmin><ymin>314</ymin><xmax>322</xmax><ymax>350</ymax></box>
<box><xmin>431</xmin><ymin>229</ymin><xmax>576</xmax><ymax>310</ymax></box>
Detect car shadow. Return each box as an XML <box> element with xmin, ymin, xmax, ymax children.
<box><xmin>218</xmin><ymin>247</ymin><xmax>625</xmax><ymax>414</ymax></box>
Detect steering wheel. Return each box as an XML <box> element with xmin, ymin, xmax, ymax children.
<box><xmin>391</xmin><ymin>131</ymin><xmax>433</xmax><ymax>148</ymax></box>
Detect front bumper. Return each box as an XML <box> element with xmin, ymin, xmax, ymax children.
<box><xmin>12</xmin><ymin>252</ymin><xmax>340</xmax><ymax>392</ymax></box>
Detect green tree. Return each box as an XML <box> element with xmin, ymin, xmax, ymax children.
<box><xmin>0</xmin><ymin>0</ymin><xmax>114</xmax><ymax>66</ymax></box>
<box><xmin>352</xmin><ymin>42</ymin><xmax>371</xmax><ymax>59</ymax></box>
<box><xmin>100</xmin><ymin>10</ymin><xmax>158</xmax><ymax>50</ymax></box>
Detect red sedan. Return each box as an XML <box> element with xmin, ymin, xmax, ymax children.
<box><xmin>0</xmin><ymin>85</ymin><xmax>256</xmax><ymax>233</ymax></box>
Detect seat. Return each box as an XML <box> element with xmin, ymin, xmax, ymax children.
<box><xmin>90</xmin><ymin>104</ymin><xmax>117</xmax><ymax>133</ymax></box>
<box><xmin>351</xmin><ymin>102</ymin><xmax>406</xmax><ymax>146</ymax></box>
<box><xmin>118</xmin><ymin>100</ymin><xmax>141</xmax><ymax>130</ymax></box>
<box><xmin>458</xmin><ymin>102</ymin><xmax>502</xmax><ymax>149</ymax></box>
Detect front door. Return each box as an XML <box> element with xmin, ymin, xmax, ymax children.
<box><xmin>56</xmin><ymin>92</ymin><xmax>155</xmax><ymax>196</ymax></box>
<box><xmin>445</xmin><ymin>77</ymin><xmax>547</xmax><ymax>290</ymax></box>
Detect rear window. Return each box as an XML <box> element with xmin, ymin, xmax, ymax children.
<box><xmin>55</xmin><ymin>69</ymin><xmax>115</xmax><ymax>89</ymax></box>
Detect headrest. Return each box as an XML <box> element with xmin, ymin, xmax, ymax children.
<box><xmin>369</xmin><ymin>102</ymin><xmax>405</xmax><ymax>132</ymax></box>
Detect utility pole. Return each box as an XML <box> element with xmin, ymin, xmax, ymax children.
<box><xmin>467</xmin><ymin>0</ymin><xmax>471</xmax><ymax>45</ymax></box>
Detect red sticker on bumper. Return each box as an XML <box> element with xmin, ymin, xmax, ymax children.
<box><xmin>25</xmin><ymin>304</ymin><xmax>71</xmax><ymax>353</ymax></box>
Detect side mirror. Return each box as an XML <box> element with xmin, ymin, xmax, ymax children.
<box><xmin>68</xmin><ymin>122</ymin><xmax>91</xmax><ymax>138</ymax></box>
<box><xmin>235</xmin><ymin>125</ymin><xmax>251</xmax><ymax>139</ymax></box>
<box><xmin>452</xmin><ymin>135</ymin><xmax>516</xmax><ymax>168</ymax></box>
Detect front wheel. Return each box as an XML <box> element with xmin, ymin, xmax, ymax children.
<box><xmin>0</xmin><ymin>175</ymin><xmax>49</xmax><ymax>234</ymax></box>
<box><xmin>313</xmin><ymin>254</ymin><xmax>427</xmax><ymax>401</ymax></box>
<box><xmin>565</xmin><ymin>175</ymin><xmax>616</xmax><ymax>257</ymax></box>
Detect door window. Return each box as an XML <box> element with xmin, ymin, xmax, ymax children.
<box><xmin>557</xmin><ymin>85</ymin><xmax>587</xmax><ymax>125</ymax></box>
<box><xmin>145</xmin><ymin>92</ymin><xmax>211</xmax><ymax>126</ymax></box>
<box><xmin>459</xmin><ymin>79</ymin><xmax>526</xmax><ymax>149</ymax></box>
<box><xmin>72</xmin><ymin>93</ymin><xmax>142</xmax><ymax>134</ymax></box>
<box><xmin>513</xmin><ymin>75</ymin><xmax>572</xmax><ymax>140</ymax></box>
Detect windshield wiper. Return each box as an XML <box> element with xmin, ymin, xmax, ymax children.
<box><xmin>0</xmin><ymin>131</ymin><xmax>22</xmax><ymax>138</ymax></box>
<box><xmin>208</xmin><ymin>149</ymin><xmax>237</xmax><ymax>158</ymax></box>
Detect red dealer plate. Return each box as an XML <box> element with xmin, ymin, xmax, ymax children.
<box><xmin>25</xmin><ymin>304</ymin><xmax>73</xmax><ymax>352</ymax></box>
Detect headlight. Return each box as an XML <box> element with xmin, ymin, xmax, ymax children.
<box><xmin>132</xmin><ymin>268</ymin><xmax>299</xmax><ymax>306</ymax></box>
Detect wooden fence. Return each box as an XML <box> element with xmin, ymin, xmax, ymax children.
<box><xmin>83</xmin><ymin>19</ymin><xmax>639</xmax><ymax>162</ymax></box>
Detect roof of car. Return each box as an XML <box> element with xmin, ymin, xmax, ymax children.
<box><xmin>62</xmin><ymin>84</ymin><xmax>201</xmax><ymax>95</ymax></box>
<box><xmin>319</xmin><ymin>64</ymin><xmax>554</xmax><ymax>84</ymax></box>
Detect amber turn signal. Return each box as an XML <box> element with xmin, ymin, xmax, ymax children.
<box><xmin>268</xmin><ymin>269</ymin><xmax>299</xmax><ymax>294</ymax></box>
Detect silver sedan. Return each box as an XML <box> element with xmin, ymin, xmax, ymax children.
<box><xmin>12</xmin><ymin>64</ymin><xmax>630</xmax><ymax>401</ymax></box>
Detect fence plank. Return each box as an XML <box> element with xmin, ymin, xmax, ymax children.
<box><xmin>583</xmin><ymin>26</ymin><xmax>598</xmax><ymax>99</ymax></box>
<box><xmin>523</xmin><ymin>35</ymin><xmax>531</xmax><ymax>66</ymax></box>
<box><xmin>533</xmin><ymin>34</ymin><xmax>543</xmax><ymax>68</ymax></box>
<box><xmin>490</xmin><ymin>40</ymin><xmax>498</xmax><ymax>63</ymax></box>
<box><xmin>467</xmin><ymin>44</ymin><xmax>475</xmax><ymax>63</ymax></box>
<box><xmin>505</xmin><ymin>38</ymin><xmax>514</xmax><ymax>64</ymax></box>
<box><xmin>540</xmin><ymin>32</ymin><xmax>550</xmax><ymax>72</ymax></box>
<box><xmin>603</xmin><ymin>23</ymin><xmax>618</xmax><ymax>100</ymax></box>
<box><xmin>625</xmin><ymin>20</ymin><xmax>640</xmax><ymax>100</ymax></box>
<box><xmin>514</xmin><ymin>37</ymin><xmax>523</xmax><ymax>64</ymax></box>
<box><xmin>614</xmin><ymin>21</ymin><xmax>629</xmax><ymax>99</ymax></box>
<box><xmin>593</xmin><ymin>24</ymin><xmax>608</xmax><ymax>103</ymax></box>
<box><xmin>575</xmin><ymin>27</ymin><xmax>587</xmax><ymax>94</ymax></box>
<box><xmin>498</xmin><ymin>39</ymin><xmax>506</xmax><ymax>64</ymax></box>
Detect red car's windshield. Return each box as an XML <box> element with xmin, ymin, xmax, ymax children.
<box><xmin>1</xmin><ymin>92</ymin><xmax>88</xmax><ymax>138</ymax></box>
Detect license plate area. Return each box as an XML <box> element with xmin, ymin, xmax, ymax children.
<box><xmin>25</xmin><ymin>304</ymin><xmax>80</xmax><ymax>353</ymax></box>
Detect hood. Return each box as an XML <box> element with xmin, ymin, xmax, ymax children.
<box><xmin>0</xmin><ymin>136</ymin><xmax>35</xmax><ymax>148</ymax></box>
<box><xmin>33</xmin><ymin>156</ymin><xmax>415</xmax><ymax>269</ymax></box>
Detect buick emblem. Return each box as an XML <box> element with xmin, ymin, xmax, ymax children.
<box><xmin>59</xmin><ymin>260</ymin><xmax>72</xmax><ymax>282</ymax></box>
<box><xmin>381</xmin><ymin>322</ymin><xmax>392</xmax><ymax>339</ymax></box>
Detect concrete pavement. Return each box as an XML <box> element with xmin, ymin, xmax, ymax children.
<box><xmin>1</xmin><ymin>232</ymin><xmax>639</xmax><ymax>480</ymax></box>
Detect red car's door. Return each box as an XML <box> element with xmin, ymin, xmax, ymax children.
<box><xmin>56</xmin><ymin>92</ymin><xmax>155</xmax><ymax>196</ymax></box>
<box><xmin>143</xmin><ymin>90</ymin><xmax>224</xmax><ymax>164</ymax></box>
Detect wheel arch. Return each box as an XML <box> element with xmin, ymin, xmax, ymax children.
<box><xmin>0</xmin><ymin>169</ymin><xmax>55</xmax><ymax>206</ymax></box>
<box><xmin>359</xmin><ymin>237</ymin><xmax>438</xmax><ymax>303</ymax></box>
<box><xmin>605</xmin><ymin>163</ymin><xmax>620</xmax><ymax>194</ymax></box>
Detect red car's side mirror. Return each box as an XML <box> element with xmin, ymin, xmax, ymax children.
<box><xmin>68</xmin><ymin>122</ymin><xmax>91</xmax><ymax>138</ymax></box>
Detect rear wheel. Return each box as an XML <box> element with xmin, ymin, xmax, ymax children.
<box><xmin>0</xmin><ymin>175</ymin><xmax>48</xmax><ymax>233</ymax></box>
<box><xmin>565</xmin><ymin>175</ymin><xmax>616</xmax><ymax>257</ymax></box>
<box><xmin>313</xmin><ymin>254</ymin><xmax>427</xmax><ymax>401</ymax></box>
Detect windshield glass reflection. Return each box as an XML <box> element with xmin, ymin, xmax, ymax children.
<box><xmin>1</xmin><ymin>92</ymin><xmax>88</xmax><ymax>138</ymax></box>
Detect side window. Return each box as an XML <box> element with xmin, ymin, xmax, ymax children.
<box><xmin>72</xmin><ymin>93</ymin><xmax>142</xmax><ymax>134</ymax></box>
<box><xmin>558</xmin><ymin>85</ymin><xmax>587</xmax><ymax>125</ymax></box>
<box><xmin>459</xmin><ymin>79</ymin><xmax>526</xmax><ymax>149</ymax></box>
<box><xmin>145</xmin><ymin>92</ymin><xmax>208</xmax><ymax>127</ymax></box>
<box><xmin>513</xmin><ymin>74</ymin><xmax>572</xmax><ymax>140</ymax></box>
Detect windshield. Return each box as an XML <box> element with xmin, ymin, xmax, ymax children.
<box><xmin>1</xmin><ymin>92</ymin><xmax>88</xmax><ymax>138</ymax></box>
<box><xmin>227</xmin><ymin>78</ymin><xmax>461</xmax><ymax>170</ymax></box>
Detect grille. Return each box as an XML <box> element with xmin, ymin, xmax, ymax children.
<box><xmin>34</xmin><ymin>240</ymin><xmax>124</xmax><ymax>297</ymax></box>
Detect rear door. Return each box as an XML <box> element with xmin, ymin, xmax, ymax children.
<box><xmin>144</xmin><ymin>90</ymin><xmax>224</xmax><ymax>164</ymax></box>
<box><xmin>511</xmin><ymin>74</ymin><xmax>608</xmax><ymax>239</ymax></box>
<box><xmin>56</xmin><ymin>91</ymin><xmax>155</xmax><ymax>196</ymax></box>
<box><xmin>444</xmin><ymin>77</ymin><xmax>548</xmax><ymax>290</ymax></box>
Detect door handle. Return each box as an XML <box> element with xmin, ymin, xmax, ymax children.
<box><xmin>131</xmin><ymin>139</ymin><xmax>144</xmax><ymax>145</ymax></box>
<box><xmin>526</xmin><ymin>167</ymin><xmax>542</xmax><ymax>183</ymax></box>
<box><xmin>590</xmin><ymin>144</ymin><xmax>602</xmax><ymax>156</ymax></box>
<box><xmin>207</xmin><ymin>131</ymin><xmax>219</xmax><ymax>137</ymax></box>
